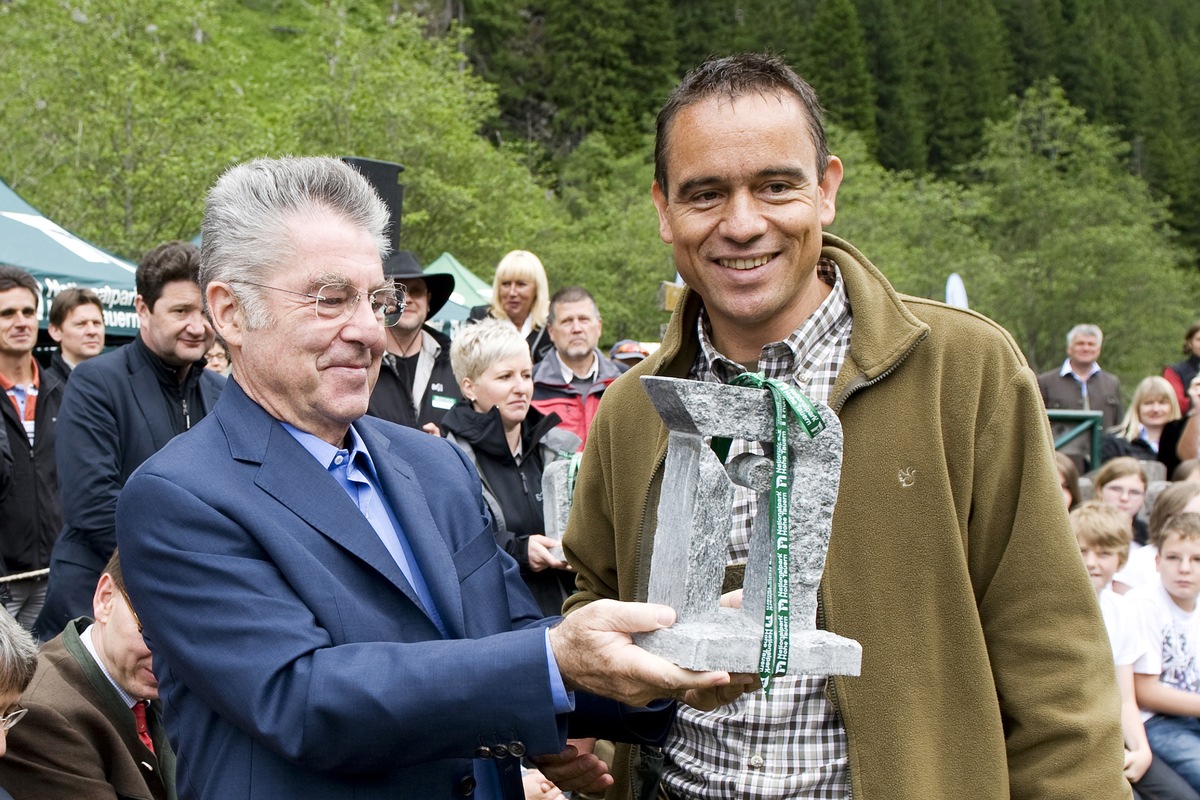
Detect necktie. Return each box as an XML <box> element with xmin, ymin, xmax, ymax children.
<box><xmin>132</xmin><ymin>701</ymin><xmax>155</xmax><ymax>754</ymax></box>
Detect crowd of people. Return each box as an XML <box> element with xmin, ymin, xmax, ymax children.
<box><xmin>0</xmin><ymin>50</ymin><xmax>1194</xmax><ymax>800</ymax></box>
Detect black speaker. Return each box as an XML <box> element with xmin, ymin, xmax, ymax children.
<box><xmin>341</xmin><ymin>157</ymin><xmax>405</xmax><ymax>253</ymax></box>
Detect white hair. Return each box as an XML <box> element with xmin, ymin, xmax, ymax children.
<box><xmin>200</xmin><ymin>156</ymin><xmax>391</xmax><ymax>329</ymax></box>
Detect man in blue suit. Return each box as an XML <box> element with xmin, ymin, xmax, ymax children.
<box><xmin>116</xmin><ymin>156</ymin><xmax>747</xmax><ymax>800</ymax></box>
<box><xmin>35</xmin><ymin>242</ymin><xmax>224</xmax><ymax>641</ymax></box>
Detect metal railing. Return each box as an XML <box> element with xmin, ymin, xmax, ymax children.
<box><xmin>1047</xmin><ymin>409</ymin><xmax>1104</xmax><ymax>469</ymax></box>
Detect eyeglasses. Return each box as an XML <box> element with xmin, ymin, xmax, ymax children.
<box><xmin>1101</xmin><ymin>485</ymin><xmax>1145</xmax><ymax>500</ymax></box>
<box><xmin>1</xmin><ymin>707</ymin><xmax>27</xmax><ymax>731</ymax></box>
<box><xmin>116</xmin><ymin>584</ymin><xmax>143</xmax><ymax>634</ymax></box>
<box><xmin>231</xmin><ymin>280</ymin><xmax>406</xmax><ymax>327</ymax></box>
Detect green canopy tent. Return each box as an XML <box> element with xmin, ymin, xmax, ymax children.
<box><xmin>0</xmin><ymin>178</ymin><xmax>139</xmax><ymax>337</ymax></box>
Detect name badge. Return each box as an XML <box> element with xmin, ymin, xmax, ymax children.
<box><xmin>431</xmin><ymin>394</ymin><xmax>457</xmax><ymax>410</ymax></box>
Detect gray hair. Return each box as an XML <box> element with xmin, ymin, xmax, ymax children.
<box><xmin>1066</xmin><ymin>324</ymin><xmax>1103</xmax><ymax>349</ymax></box>
<box><xmin>451</xmin><ymin>318</ymin><xmax>531</xmax><ymax>387</ymax></box>
<box><xmin>0</xmin><ymin>611</ymin><xmax>38</xmax><ymax>696</ymax></box>
<box><xmin>548</xmin><ymin>286</ymin><xmax>599</xmax><ymax>325</ymax></box>
<box><xmin>200</xmin><ymin>156</ymin><xmax>391</xmax><ymax>329</ymax></box>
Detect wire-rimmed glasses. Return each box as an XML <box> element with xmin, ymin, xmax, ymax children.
<box><xmin>231</xmin><ymin>280</ymin><xmax>407</xmax><ymax>327</ymax></box>
<box><xmin>1</xmin><ymin>707</ymin><xmax>27</xmax><ymax>731</ymax></box>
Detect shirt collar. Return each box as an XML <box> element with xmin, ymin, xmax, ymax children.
<box><xmin>696</xmin><ymin>257</ymin><xmax>848</xmax><ymax>383</ymax></box>
<box><xmin>281</xmin><ymin>422</ymin><xmax>378</xmax><ymax>477</ymax></box>
<box><xmin>557</xmin><ymin>350</ymin><xmax>599</xmax><ymax>383</ymax></box>
<box><xmin>1059</xmin><ymin>358</ymin><xmax>1101</xmax><ymax>380</ymax></box>
<box><xmin>81</xmin><ymin>623</ymin><xmax>138</xmax><ymax>708</ymax></box>
<box><xmin>0</xmin><ymin>358</ymin><xmax>38</xmax><ymax>393</ymax></box>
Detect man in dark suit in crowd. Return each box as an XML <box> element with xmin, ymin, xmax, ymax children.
<box><xmin>1037</xmin><ymin>323</ymin><xmax>1123</xmax><ymax>470</ymax></box>
<box><xmin>116</xmin><ymin>156</ymin><xmax>749</xmax><ymax>800</ymax></box>
<box><xmin>44</xmin><ymin>287</ymin><xmax>106</xmax><ymax>385</ymax></box>
<box><xmin>0</xmin><ymin>550</ymin><xmax>176</xmax><ymax>799</ymax></box>
<box><xmin>34</xmin><ymin>242</ymin><xmax>224</xmax><ymax>641</ymax></box>
<box><xmin>366</xmin><ymin>250</ymin><xmax>461</xmax><ymax>435</ymax></box>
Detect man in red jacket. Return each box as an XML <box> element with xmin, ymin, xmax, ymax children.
<box><xmin>531</xmin><ymin>287</ymin><xmax>627</xmax><ymax>448</ymax></box>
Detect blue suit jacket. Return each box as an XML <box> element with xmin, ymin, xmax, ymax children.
<box><xmin>55</xmin><ymin>340</ymin><xmax>224</xmax><ymax>575</ymax></box>
<box><xmin>116</xmin><ymin>380</ymin><xmax>565</xmax><ymax>799</ymax></box>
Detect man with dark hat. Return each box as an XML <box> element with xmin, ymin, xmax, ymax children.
<box><xmin>367</xmin><ymin>251</ymin><xmax>461</xmax><ymax>434</ymax></box>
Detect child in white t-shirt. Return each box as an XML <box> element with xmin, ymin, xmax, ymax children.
<box><xmin>1073</xmin><ymin>501</ymin><xmax>1182</xmax><ymax>797</ymax></box>
<box><xmin>1129</xmin><ymin>511</ymin><xmax>1200</xmax><ymax>792</ymax></box>
<box><xmin>1116</xmin><ymin>482</ymin><xmax>1200</xmax><ymax>593</ymax></box>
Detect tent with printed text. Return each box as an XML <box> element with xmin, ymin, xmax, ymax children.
<box><xmin>0</xmin><ymin>178</ymin><xmax>139</xmax><ymax>337</ymax></box>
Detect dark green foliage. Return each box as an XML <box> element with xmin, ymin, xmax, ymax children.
<box><xmin>960</xmin><ymin>81</ymin><xmax>1196</xmax><ymax>381</ymax></box>
<box><xmin>800</xmin><ymin>0</ymin><xmax>876</xmax><ymax>151</ymax></box>
<box><xmin>4</xmin><ymin>0</ymin><xmax>1200</xmax><ymax>356</ymax></box>
<box><xmin>855</xmin><ymin>0</ymin><xmax>926</xmax><ymax>170</ymax></box>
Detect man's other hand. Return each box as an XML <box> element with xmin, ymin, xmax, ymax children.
<box><xmin>529</xmin><ymin>739</ymin><xmax>612</xmax><ymax>794</ymax></box>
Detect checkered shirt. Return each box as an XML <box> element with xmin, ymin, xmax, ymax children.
<box><xmin>662</xmin><ymin>259</ymin><xmax>854</xmax><ymax>800</ymax></box>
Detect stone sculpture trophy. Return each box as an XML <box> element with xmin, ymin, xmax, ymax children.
<box><xmin>631</xmin><ymin>376</ymin><xmax>862</xmax><ymax>680</ymax></box>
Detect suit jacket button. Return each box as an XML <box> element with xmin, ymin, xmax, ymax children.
<box><xmin>491</xmin><ymin>744</ymin><xmax>509</xmax><ymax>759</ymax></box>
<box><xmin>457</xmin><ymin>774</ymin><xmax>477</xmax><ymax>795</ymax></box>
<box><xmin>474</xmin><ymin>746</ymin><xmax>492</xmax><ymax>759</ymax></box>
<box><xmin>508</xmin><ymin>741</ymin><xmax>526</xmax><ymax>758</ymax></box>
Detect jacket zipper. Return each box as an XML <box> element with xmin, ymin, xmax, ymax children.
<box><xmin>831</xmin><ymin>331</ymin><xmax>927</xmax><ymax>414</ymax></box>
<box><xmin>824</xmin><ymin>330</ymin><xmax>926</xmax><ymax>800</ymax></box>
<box><xmin>182</xmin><ymin>396</ymin><xmax>192</xmax><ymax>430</ymax></box>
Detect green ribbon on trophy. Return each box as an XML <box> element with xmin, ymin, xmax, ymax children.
<box><xmin>728</xmin><ymin>371</ymin><xmax>826</xmax><ymax>694</ymax></box>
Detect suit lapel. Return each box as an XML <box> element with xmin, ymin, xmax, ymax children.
<box><xmin>253</xmin><ymin>422</ymin><xmax>426</xmax><ymax>610</ymax></box>
<box><xmin>361</xmin><ymin>423</ymin><xmax>466</xmax><ymax>639</ymax></box>
<box><xmin>126</xmin><ymin>349</ymin><xmax>180</xmax><ymax>451</ymax></box>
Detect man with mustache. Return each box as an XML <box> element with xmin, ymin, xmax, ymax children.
<box><xmin>34</xmin><ymin>241</ymin><xmax>223</xmax><ymax>641</ymax></box>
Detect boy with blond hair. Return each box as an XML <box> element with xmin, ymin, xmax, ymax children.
<box><xmin>1073</xmin><ymin>502</ymin><xmax>1198</xmax><ymax>799</ymax></box>
<box><xmin>1130</xmin><ymin>512</ymin><xmax>1200</xmax><ymax>792</ymax></box>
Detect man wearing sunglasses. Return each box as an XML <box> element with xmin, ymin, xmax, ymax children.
<box><xmin>115</xmin><ymin>156</ymin><xmax>750</xmax><ymax>800</ymax></box>
<box><xmin>34</xmin><ymin>242</ymin><xmax>225</xmax><ymax>642</ymax></box>
<box><xmin>0</xmin><ymin>550</ymin><xmax>175</xmax><ymax>799</ymax></box>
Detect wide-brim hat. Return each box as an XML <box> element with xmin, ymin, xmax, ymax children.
<box><xmin>382</xmin><ymin>250</ymin><xmax>455</xmax><ymax>318</ymax></box>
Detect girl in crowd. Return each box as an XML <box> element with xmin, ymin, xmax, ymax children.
<box><xmin>469</xmin><ymin>250</ymin><xmax>553</xmax><ymax>364</ymax></box>
<box><xmin>1095</xmin><ymin>457</ymin><xmax>1150</xmax><ymax>546</ymax></box>
<box><xmin>1056</xmin><ymin>452</ymin><xmax>1082</xmax><ymax>510</ymax></box>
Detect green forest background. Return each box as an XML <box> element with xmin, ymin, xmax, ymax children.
<box><xmin>2</xmin><ymin>0</ymin><xmax>1198</xmax><ymax>391</ymax></box>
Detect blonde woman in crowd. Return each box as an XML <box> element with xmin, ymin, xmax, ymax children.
<box><xmin>468</xmin><ymin>250</ymin><xmax>553</xmax><ymax>364</ymax></box>
<box><xmin>1102</xmin><ymin>376</ymin><xmax>1185</xmax><ymax>474</ymax></box>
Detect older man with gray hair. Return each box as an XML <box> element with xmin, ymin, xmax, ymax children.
<box><xmin>115</xmin><ymin>156</ymin><xmax>751</xmax><ymax>800</ymax></box>
<box><xmin>1038</xmin><ymin>323</ymin><xmax>1124</xmax><ymax>470</ymax></box>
